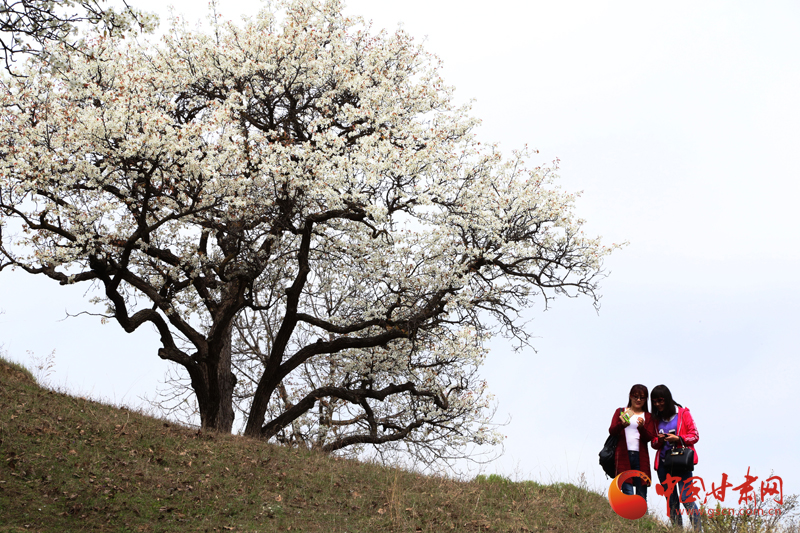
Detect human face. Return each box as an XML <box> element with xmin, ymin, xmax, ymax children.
<box><xmin>630</xmin><ymin>393</ymin><xmax>646</xmax><ymax>410</ymax></box>
<box><xmin>652</xmin><ymin>397</ymin><xmax>666</xmax><ymax>412</ymax></box>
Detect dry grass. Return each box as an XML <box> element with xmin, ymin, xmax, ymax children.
<box><xmin>0</xmin><ymin>357</ymin><xmax>670</xmax><ymax>532</ymax></box>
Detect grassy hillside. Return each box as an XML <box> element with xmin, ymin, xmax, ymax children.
<box><xmin>0</xmin><ymin>357</ymin><xmax>667</xmax><ymax>532</ymax></box>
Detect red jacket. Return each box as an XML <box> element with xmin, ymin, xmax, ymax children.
<box><xmin>609</xmin><ymin>408</ymin><xmax>657</xmax><ymax>486</ymax></box>
<box><xmin>650</xmin><ymin>406</ymin><xmax>699</xmax><ymax>470</ymax></box>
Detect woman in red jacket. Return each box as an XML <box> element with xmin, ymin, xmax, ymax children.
<box><xmin>651</xmin><ymin>385</ymin><xmax>701</xmax><ymax>531</ymax></box>
<box><xmin>608</xmin><ymin>384</ymin><xmax>657</xmax><ymax>500</ymax></box>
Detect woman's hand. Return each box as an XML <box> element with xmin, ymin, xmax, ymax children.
<box><xmin>619</xmin><ymin>409</ymin><xmax>631</xmax><ymax>426</ymax></box>
<box><xmin>664</xmin><ymin>433</ymin><xmax>681</xmax><ymax>444</ymax></box>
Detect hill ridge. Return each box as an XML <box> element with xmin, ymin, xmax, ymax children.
<box><xmin>0</xmin><ymin>357</ymin><xmax>664</xmax><ymax>532</ymax></box>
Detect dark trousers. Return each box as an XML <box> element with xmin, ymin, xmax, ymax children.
<box><xmin>656</xmin><ymin>461</ymin><xmax>702</xmax><ymax>531</ymax></box>
<box><xmin>620</xmin><ymin>450</ymin><xmax>648</xmax><ymax>500</ymax></box>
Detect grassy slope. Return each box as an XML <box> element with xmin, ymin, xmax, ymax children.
<box><xmin>0</xmin><ymin>358</ymin><xmax>668</xmax><ymax>532</ymax></box>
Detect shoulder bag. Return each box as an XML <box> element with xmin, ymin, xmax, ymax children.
<box><xmin>599</xmin><ymin>433</ymin><xmax>618</xmax><ymax>478</ymax></box>
<box><xmin>663</xmin><ymin>443</ymin><xmax>694</xmax><ymax>470</ymax></box>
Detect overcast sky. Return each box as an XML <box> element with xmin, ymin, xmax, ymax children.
<box><xmin>2</xmin><ymin>0</ymin><xmax>798</xmax><ymax>521</ymax></box>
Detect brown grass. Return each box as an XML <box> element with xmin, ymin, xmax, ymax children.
<box><xmin>0</xmin><ymin>357</ymin><xmax>671</xmax><ymax>532</ymax></box>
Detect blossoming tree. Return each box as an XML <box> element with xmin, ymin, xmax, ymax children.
<box><xmin>0</xmin><ymin>0</ymin><xmax>156</xmax><ymax>73</ymax></box>
<box><xmin>0</xmin><ymin>0</ymin><xmax>613</xmax><ymax>459</ymax></box>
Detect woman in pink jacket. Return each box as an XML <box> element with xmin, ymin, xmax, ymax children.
<box><xmin>651</xmin><ymin>385</ymin><xmax>701</xmax><ymax>531</ymax></box>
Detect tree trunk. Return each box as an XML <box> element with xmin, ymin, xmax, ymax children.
<box><xmin>243</xmin><ymin>371</ymin><xmax>275</xmax><ymax>437</ymax></box>
<box><xmin>195</xmin><ymin>322</ymin><xmax>237</xmax><ymax>433</ymax></box>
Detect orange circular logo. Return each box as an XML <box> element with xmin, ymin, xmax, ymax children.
<box><xmin>608</xmin><ymin>470</ymin><xmax>651</xmax><ymax>520</ymax></box>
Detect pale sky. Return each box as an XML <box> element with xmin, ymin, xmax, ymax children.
<box><xmin>2</xmin><ymin>0</ymin><xmax>798</xmax><ymax>521</ymax></box>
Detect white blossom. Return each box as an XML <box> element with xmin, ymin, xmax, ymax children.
<box><xmin>0</xmin><ymin>0</ymin><xmax>616</xmax><ymax>466</ymax></box>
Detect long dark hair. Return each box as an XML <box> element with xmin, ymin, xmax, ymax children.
<box><xmin>650</xmin><ymin>384</ymin><xmax>683</xmax><ymax>422</ymax></box>
<box><xmin>626</xmin><ymin>384</ymin><xmax>649</xmax><ymax>413</ymax></box>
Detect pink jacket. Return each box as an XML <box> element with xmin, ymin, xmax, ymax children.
<box><xmin>651</xmin><ymin>406</ymin><xmax>699</xmax><ymax>470</ymax></box>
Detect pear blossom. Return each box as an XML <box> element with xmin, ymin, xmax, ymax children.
<box><xmin>0</xmin><ymin>0</ymin><xmax>615</xmax><ymax>462</ymax></box>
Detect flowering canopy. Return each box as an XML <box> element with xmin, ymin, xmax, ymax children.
<box><xmin>0</xmin><ymin>0</ymin><xmax>157</xmax><ymax>73</ymax></box>
<box><xmin>0</xmin><ymin>0</ymin><xmax>613</xmax><ymax>459</ymax></box>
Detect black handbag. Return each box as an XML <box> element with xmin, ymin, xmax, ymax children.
<box><xmin>663</xmin><ymin>444</ymin><xmax>694</xmax><ymax>470</ymax></box>
<box><xmin>599</xmin><ymin>433</ymin><xmax>619</xmax><ymax>478</ymax></box>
